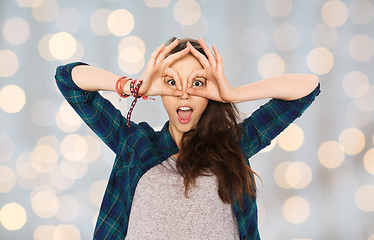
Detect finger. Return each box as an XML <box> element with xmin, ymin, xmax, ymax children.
<box><xmin>167</xmin><ymin>68</ymin><xmax>182</xmax><ymax>90</ymax></box>
<box><xmin>162</xmin><ymin>46</ymin><xmax>190</xmax><ymax>68</ymax></box>
<box><xmin>187</xmin><ymin>42</ymin><xmax>209</xmax><ymax>69</ymax></box>
<box><xmin>164</xmin><ymin>88</ymin><xmax>183</xmax><ymax>97</ymax></box>
<box><xmin>156</xmin><ymin>38</ymin><xmax>179</xmax><ymax>65</ymax></box>
<box><xmin>185</xmin><ymin>87</ymin><xmax>207</xmax><ymax>98</ymax></box>
<box><xmin>199</xmin><ymin>38</ymin><xmax>216</xmax><ymax>67</ymax></box>
<box><xmin>212</xmin><ymin>44</ymin><xmax>223</xmax><ymax>64</ymax></box>
<box><xmin>149</xmin><ymin>43</ymin><xmax>165</xmax><ymax>65</ymax></box>
<box><xmin>187</xmin><ymin>69</ymin><xmax>206</xmax><ymax>88</ymax></box>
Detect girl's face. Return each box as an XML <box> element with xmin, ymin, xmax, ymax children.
<box><xmin>161</xmin><ymin>54</ymin><xmax>208</xmax><ymax>143</ymax></box>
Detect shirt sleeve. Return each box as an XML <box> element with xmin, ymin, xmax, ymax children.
<box><xmin>240</xmin><ymin>83</ymin><xmax>321</xmax><ymax>159</ymax></box>
<box><xmin>55</xmin><ymin>62</ymin><xmax>133</xmax><ymax>153</ymax></box>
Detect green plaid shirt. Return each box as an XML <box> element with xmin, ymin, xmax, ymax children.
<box><xmin>55</xmin><ymin>62</ymin><xmax>320</xmax><ymax>240</ymax></box>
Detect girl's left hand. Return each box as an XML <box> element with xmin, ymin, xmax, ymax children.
<box><xmin>186</xmin><ymin>39</ymin><xmax>236</xmax><ymax>103</ymax></box>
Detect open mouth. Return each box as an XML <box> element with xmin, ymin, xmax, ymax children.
<box><xmin>177</xmin><ymin>106</ymin><xmax>193</xmax><ymax>124</ymax></box>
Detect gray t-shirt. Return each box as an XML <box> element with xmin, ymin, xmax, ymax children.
<box><xmin>126</xmin><ymin>156</ymin><xmax>240</xmax><ymax>240</ymax></box>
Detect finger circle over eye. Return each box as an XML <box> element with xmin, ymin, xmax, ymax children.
<box><xmin>168</xmin><ymin>68</ymin><xmax>182</xmax><ymax>90</ymax></box>
<box><xmin>187</xmin><ymin>69</ymin><xmax>205</xmax><ymax>87</ymax></box>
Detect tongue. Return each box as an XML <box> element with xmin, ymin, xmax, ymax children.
<box><xmin>177</xmin><ymin>110</ymin><xmax>192</xmax><ymax>120</ymax></box>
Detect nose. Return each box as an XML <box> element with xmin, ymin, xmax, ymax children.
<box><xmin>178</xmin><ymin>88</ymin><xmax>190</xmax><ymax>100</ymax></box>
<box><xmin>178</xmin><ymin>80</ymin><xmax>190</xmax><ymax>100</ymax></box>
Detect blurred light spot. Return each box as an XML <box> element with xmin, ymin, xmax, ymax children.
<box><xmin>56</xmin><ymin>8</ymin><xmax>82</xmax><ymax>34</ymax></box>
<box><xmin>260</xmin><ymin>139</ymin><xmax>276</xmax><ymax>153</ymax></box>
<box><xmin>0</xmin><ymin>166</ymin><xmax>16</xmax><ymax>193</ymax></box>
<box><xmin>273</xmin><ymin>24</ymin><xmax>300</xmax><ymax>51</ymax></box>
<box><xmin>274</xmin><ymin>161</ymin><xmax>292</xmax><ymax>189</ymax></box>
<box><xmin>61</xmin><ymin>134</ymin><xmax>87</xmax><ymax>162</ymax></box>
<box><xmin>285</xmin><ymin>162</ymin><xmax>312</xmax><ymax>189</ymax></box>
<box><xmin>31</xmin><ymin>145</ymin><xmax>58</xmax><ymax>173</ymax></box>
<box><xmin>257</xmin><ymin>53</ymin><xmax>285</xmax><ymax>78</ymax></box>
<box><xmin>120</xmin><ymin>47</ymin><xmax>144</xmax><ymax>63</ymax></box>
<box><xmin>349</xmin><ymin>34</ymin><xmax>374</xmax><ymax>62</ymax></box>
<box><xmin>84</xmin><ymin>135</ymin><xmax>102</xmax><ymax>163</ymax></box>
<box><xmin>15</xmin><ymin>152</ymin><xmax>40</xmax><ymax>189</ymax></box>
<box><xmin>355</xmin><ymin>185</ymin><xmax>374</xmax><ymax>212</ymax></box>
<box><xmin>240</xmin><ymin>28</ymin><xmax>268</xmax><ymax>56</ymax></box>
<box><xmin>89</xmin><ymin>180</ymin><xmax>107</xmax><ymax>207</ymax></box>
<box><xmin>49</xmin><ymin>32</ymin><xmax>77</xmax><ymax>60</ymax></box>
<box><xmin>118</xmin><ymin>36</ymin><xmax>146</xmax><ymax>55</ymax></box>
<box><xmin>56</xmin><ymin>101</ymin><xmax>82</xmax><ymax>133</ymax></box>
<box><xmin>90</xmin><ymin>9</ymin><xmax>111</xmax><ymax>36</ymax></box>
<box><xmin>355</xmin><ymin>86</ymin><xmax>374</xmax><ymax>112</ymax></box>
<box><xmin>36</xmin><ymin>136</ymin><xmax>61</xmax><ymax>157</ymax></box>
<box><xmin>38</xmin><ymin>34</ymin><xmax>56</xmax><ymax>61</ymax></box>
<box><xmin>0</xmin><ymin>49</ymin><xmax>19</xmax><ymax>77</ymax></box>
<box><xmin>257</xmin><ymin>202</ymin><xmax>266</xmax><ymax>226</ymax></box>
<box><xmin>0</xmin><ymin>85</ymin><xmax>26</xmax><ymax>113</ymax></box>
<box><xmin>55</xmin><ymin>195</ymin><xmax>79</xmax><ymax>222</ymax></box>
<box><xmin>31</xmin><ymin>190</ymin><xmax>59</xmax><ymax>218</ymax></box>
<box><xmin>312</xmin><ymin>23</ymin><xmax>339</xmax><ymax>49</ymax></box>
<box><xmin>31</xmin><ymin>99</ymin><xmax>58</xmax><ymax>127</ymax></box>
<box><xmin>60</xmin><ymin>159</ymin><xmax>88</xmax><ymax>180</ymax></box>
<box><xmin>16</xmin><ymin>155</ymin><xmax>40</xmax><ymax>180</ymax></box>
<box><xmin>3</xmin><ymin>18</ymin><xmax>30</xmax><ymax>45</ymax></box>
<box><xmin>364</xmin><ymin>148</ymin><xmax>374</xmax><ymax>175</ymax></box>
<box><xmin>182</xmin><ymin>15</ymin><xmax>209</xmax><ymax>39</ymax></box>
<box><xmin>0</xmin><ymin>135</ymin><xmax>15</xmax><ymax>162</ymax></box>
<box><xmin>0</xmin><ymin>203</ymin><xmax>27</xmax><ymax>230</ymax></box>
<box><xmin>318</xmin><ymin>141</ymin><xmax>345</xmax><ymax>168</ymax></box>
<box><xmin>342</xmin><ymin>71</ymin><xmax>369</xmax><ymax>99</ymax></box>
<box><xmin>345</xmin><ymin>102</ymin><xmax>371</xmax><ymax>128</ymax></box>
<box><xmin>339</xmin><ymin>128</ymin><xmax>365</xmax><ymax>155</ymax></box>
<box><xmin>53</xmin><ymin>224</ymin><xmax>81</xmax><ymax>240</ymax></box>
<box><xmin>48</xmin><ymin>166</ymin><xmax>74</xmax><ymax>191</ymax></box>
<box><xmin>321</xmin><ymin>1</ymin><xmax>348</xmax><ymax>27</ymax></box>
<box><xmin>145</xmin><ymin>0</ymin><xmax>171</xmax><ymax>7</ymax></box>
<box><xmin>107</xmin><ymin>9</ymin><xmax>135</xmax><ymax>36</ymax></box>
<box><xmin>17</xmin><ymin>0</ymin><xmax>43</xmax><ymax>7</ymax></box>
<box><xmin>307</xmin><ymin>47</ymin><xmax>334</xmax><ymax>75</ymax></box>
<box><xmin>282</xmin><ymin>196</ymin><xmax>310</xmax><ymax>224</ymax></box>
<box><xmin>349</xmin><ymin>0</ymin><xmax>374</xmax><ymax>24</ymax></box>
<box><xmin>32</xmin><ymin>0</ymin><xmax>59</xmax><ymax>22</ymax></box>
<box><xmin>277</xmin><ymin>124</ymin><xmax>304</xmax><ymax>152</ymax></box>
<box><xmin>118</xmin><ymin>53</ymin><xmax>145</xmax><ymax>74</ymax></box>
<box><xmin>173</xmin><ymin>0</ymin><xmax>201</xmax><ymax>26</ymax></box>
<box><xmin>34</xmin><ymin>225</ymin><xmax>56</xmax><ymax>240</ymax></box>
<box><xmin>265</xmin><ymin>0</ymin><xmax>292</xmax><ymax>17</ymax></box>
<box><xmin>62</xmin><ymin>39</ymin><xmax>84</xmax><ymax>64</ymax></box>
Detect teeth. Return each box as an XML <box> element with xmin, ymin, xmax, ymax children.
<box><xmin>178</xmin><ymin>107</ymin><xmax>191</xmax><ymax>111</ymax></box>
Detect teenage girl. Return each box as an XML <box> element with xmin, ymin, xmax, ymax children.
<box><xmin>55</xmin><ymin>37</ymin><xmax>320</xmax><ymax>240</ymax></box>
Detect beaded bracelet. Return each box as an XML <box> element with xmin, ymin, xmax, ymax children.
<box><xmin>115</xmin><ymin>76</ymin><xmax>154</xmax><ymax>127</ymax></box>
<box><xmin>115</xmin><ymin>76</ymin><xmax>131</xmax><ymax>98</ymax></box>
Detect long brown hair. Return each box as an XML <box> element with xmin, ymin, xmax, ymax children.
<box><xmin>166</xmin><ymin>37</ymin><xmax>258</xmax><ymax>205</ymax></box>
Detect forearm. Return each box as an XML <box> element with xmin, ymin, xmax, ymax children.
<box><xmin>231</xmin><ymin>74</ymin><xmax>319</xmax><ymax>103</ymax></box>
<box><xmin>71</xmin><ymin>65</ymin><xmax>132</xmax><ymax>95</ymax></box>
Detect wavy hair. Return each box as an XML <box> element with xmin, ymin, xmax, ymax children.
<box><xmin>166</xmin><ymin>37</ymin><xmax>259</xmax><ymax>205</ymax></box>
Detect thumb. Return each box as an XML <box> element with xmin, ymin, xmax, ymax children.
<box><xmin>186</xmin><ymin>87</ymin><xmax>207</xmax><ymax>98</ymax></box>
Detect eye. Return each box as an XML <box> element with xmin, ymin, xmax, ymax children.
<box><xmin>192</xmin><ymin>79</ymin><xmax>204</xmax><ymax>87</ymax></box>
<box><xmin>166</xmin><ymin>79</ymin><xmax>176</xmax><ymax>86</ymax></box>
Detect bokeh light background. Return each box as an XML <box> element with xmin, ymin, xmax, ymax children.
<box><xmin>1</xmin><ymin>0</ymin><xmax>374</xmax><ymax>239</ymax></box>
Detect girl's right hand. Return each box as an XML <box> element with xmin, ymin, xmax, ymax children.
<box><xmin>137</xmin><ymin>39</ymin><xmax>190</xmax><ymax>97</ymax></box>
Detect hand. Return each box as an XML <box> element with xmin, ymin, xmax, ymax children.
<box><xmin>186</xmin><ymin>39</ymin><xmax>236</xmax><ymax>103</ymax></box>
<box><xmin>138</xmin><ymin>39</ymin><xmax>189</xmax><ymax>97</ymax></box>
